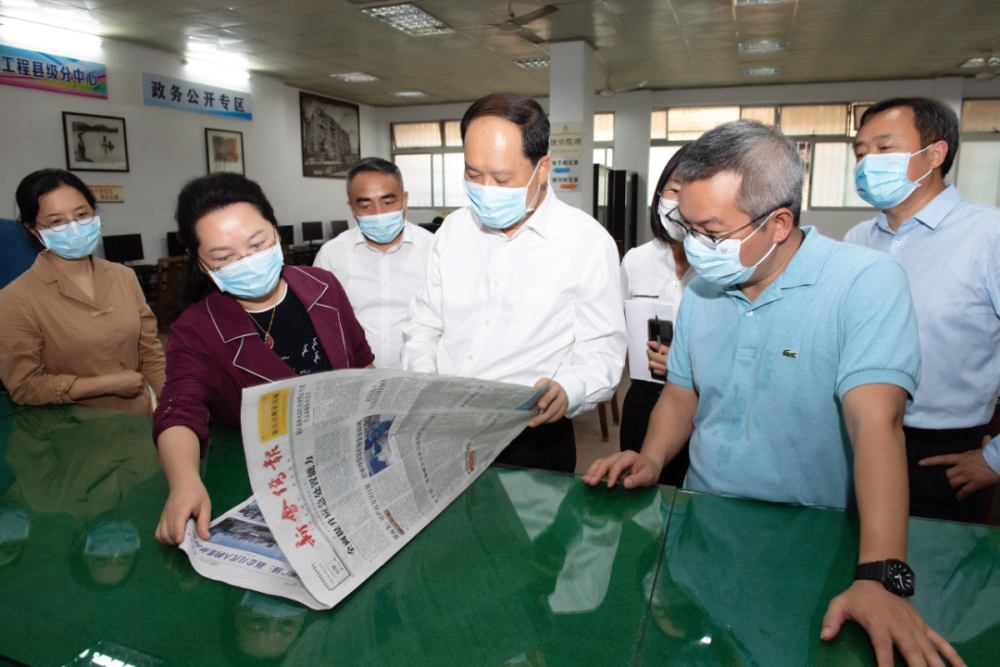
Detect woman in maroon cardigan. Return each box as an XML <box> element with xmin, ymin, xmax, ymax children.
<box><xmin>154</xmin><ymin>173</ymin><xmax>374</xmax><ymax>546</ymax></box>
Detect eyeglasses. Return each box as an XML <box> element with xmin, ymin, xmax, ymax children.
<box><xmin>205</xmin><ymin>229</ymin><xmax>279</xmax><ymax>273</ymax></box>
<box><xmin>38</xmin><ymin>216</ymin><xmax>98</xmax><ymax>233</ymax></box>
<box><xmin>664</xmin><ymin>205</ymin><xmax>784</xmax><ymax>249</ymax></box>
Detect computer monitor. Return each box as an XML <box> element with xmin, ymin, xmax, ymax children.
<box><xmin>330</xmin><ymin>220</ymin><xmax>349</xmax><ymax>238</ymax></box>
<box><xmin>301</xmin><ymin>221</ymin><xmax>323</xmax><ymax>242</ymax></box>
<box><xmin>278</xmin><ymin>225</ymin><xmax>294</xmax><ymax>246</ymax></box>
<box><xmin>103</xmin><ymin>234</ymin><xmax>144</xmax><ymax>263</ymax></box>
<box><xmin>166</xmin><ymin>231</ymin><xmax>185</xmax><ymax>258</ymax></box>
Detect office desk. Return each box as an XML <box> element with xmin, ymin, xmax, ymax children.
<box><xmin>0</xmin><ymin>402</ymin><xmax>997</xmax><ymax>667</ymax></box>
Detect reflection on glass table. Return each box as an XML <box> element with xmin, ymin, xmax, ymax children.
<box><xmin>637</xmin><ymin>490</ymin><xmax>1000</xmax><ymax>667</ymax></box>
<box><xmin>0</xmin><ymin>403</ymin><xmax>672</xmax><ymax>667</ymax></box>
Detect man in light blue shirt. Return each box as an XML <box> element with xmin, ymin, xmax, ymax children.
<box><xmin>585</xmin><ymin>120</ymin><xmax>962</xmax><ymax>667</ymax></box>
<box><xmin>844</xmin><ymin>97</ymin><xmax>1000</xmax><ymax>523</ymax></box>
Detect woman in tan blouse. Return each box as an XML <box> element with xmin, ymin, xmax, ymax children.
<box><xmin>0</xmin><ymin>169</ymin><xmax>166</xmax><ymax>414</ymax></box>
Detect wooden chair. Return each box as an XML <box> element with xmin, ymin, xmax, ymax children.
<box><xmin>597</xmin><ymin>389</ymin><xmax>620</xmax><ymax>442</ymax></box>
<box><xmin>154</xmin><ymin>257</ymin><xmax>185</xmax><ymax>330</ymax></box>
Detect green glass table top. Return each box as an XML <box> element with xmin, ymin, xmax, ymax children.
<box><xmin>636</xmin><ymin>490</ymin><xmax>1000</xmax><ymax>667</ymax></box>
<box><xmin>0</xmin><ymin>392</ymin><xmax>35</xmax><ymax>421</ymax></box>
<box><xmin>0</xmin><ymin>403</ymin><xmax>673</xmax><ymax>667</ymax></box>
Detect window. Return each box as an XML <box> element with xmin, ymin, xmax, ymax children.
<box><xmin>391</xmin><ymin>120</ymin><xmax>469</xmax><ymax>209</ymax></box>
<box><xmin>650</xmin><ymin>103</ymin><xmax>875</xmax><ymax>210</ymax></box>
<box><xmin>594</xmin><ymin>113</ymin><xmax>615</xmax><ymax>142</ymax></box>
<box><xmin>594</xmin><ymin>148</ymin><xmax>614</xmax><ymax>168</ymax></box>
<box><xmin>778</xmin><ymin>105</ymin><xmax>848</xmax><ymax>136</ymax></box>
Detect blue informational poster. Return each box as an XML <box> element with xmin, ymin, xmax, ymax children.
<box><xmin>142</xmin><ymin>71</ymin><xmax>252</xmax><ymax>120</ymax></box>
<box><xmin>0</xmin><ymin>44</ymin><xmax>107</xmax><ymax>98</ymax></box>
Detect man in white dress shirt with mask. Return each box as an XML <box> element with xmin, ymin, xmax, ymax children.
<box><xmin>402</xmin><ymin>92</ymin><xmax>627</xmax><ymax>474</ymax></box>
<box><xmin>314</xmin><ymin>158</ymin><xmax>434</xmax><ymax>368</ymax></box>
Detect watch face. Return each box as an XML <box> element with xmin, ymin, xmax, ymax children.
<box><xmin>886</xmin><ymin>561</ymin><xmax>915</xmax><ymax>597</ymax></box>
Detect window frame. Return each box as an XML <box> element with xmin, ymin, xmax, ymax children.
<box><xmin>391</xmin><ymin>120</ymin><xmax>465</xmax><ymax>210</ymax></box>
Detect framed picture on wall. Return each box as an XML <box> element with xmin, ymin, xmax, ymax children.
<box><xmin>205</xmin><ymin>128</ymin><xmax>245</xmax><ymax>175</ymax></box>
<box><xmin>62</xmin><ymin>112</ymin><xmax>129</xmax><ymax>172</ymax></box>
<box><xmin>299</xmin><ymin>92</ymin><xmax>360</xmax><ymax>178</ymax></box>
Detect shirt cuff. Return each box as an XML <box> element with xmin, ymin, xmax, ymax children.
<box><xmin>666</xmin><ymin>372</ymin><xmax>694</xmax><ymax>390</ymax></box>
<box><xmin>984</xmin><ymin>438</ymin><xmax>1000</xmax><ymax>476</ymax></box>
<box><xmin>52</xmin><ymin>374</ymin><xmax>78</xmax><ymax>404</ymax></box>
<box><xmin>554</xmin><ymin>370</ymin><xmax>586</xmax><ymax>417</ymax></box>
<box><xmin>836</xmin><ymin>369</ymin><xmax>917</xmax><ymax>403</ymax></box>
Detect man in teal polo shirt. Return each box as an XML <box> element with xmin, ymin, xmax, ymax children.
<box><xmin>584</xmin><ymin>120</ymin><xmax>963</xmax><ymax>667</ymax></box>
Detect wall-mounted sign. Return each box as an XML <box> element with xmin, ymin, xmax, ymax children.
<box><xmin>0</xmin><ymin>44</ymin><xmax>107</xmax><ymax>98</ymax></box>
<box><xmin>142</xmin><ymin>72</ymin><xmax>252</xmax><ymax>120</ymax></box>
<box><xmin>550</xmin><ymin>121</ymin><xmax>582</xmax><ymax>158</ymax></box>
<box><xmin>88</xmin><ymin>185</ymin><xmax>124</xmax><ymax>202</ymax></box>
<box><xmin>551</xmin><ymin>158</ymin><xmax>580</xmax><ymax>190</ymax></box>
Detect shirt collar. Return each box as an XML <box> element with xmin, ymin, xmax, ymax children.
<box><xmin>770</xmin><ymin>225</ymin><xmax>829</xmax><ymax>289</ymax></box>
<box><xmin>513</xmin><ymin>184</ymin><xmax>556</xmax><ymax>241</ymax></box>
<box><xmin>32</xmin><ymin>251</ymin><xmax>114</xmax><ymax>306</ymax></box>
<box><xmin>870</xmin><ymin>184</ymin><xmax>962</xmax><ymax>235</ymax></box>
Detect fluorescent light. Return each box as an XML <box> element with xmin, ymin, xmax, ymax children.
<box><xmin>0</xmin><ymin>18</ymin><xmax>102</xmax><ymax>54</ymax></box>
<box><xmin>515</xmin><ymin>58</ymin><xmax>550</xmax><ymax>68</ymax></box>
<box><xmin>331</xmin><ymin>72</ymin><xmax>379</xmax><ymax>82</ymax></box>
<box><xmin>990</xmin><ymin>57</ymin><xmax>1000</xmax><ymax>67</ymax></box>
<box><xmin>184</xmin><ymin>58</ymin><xmax>250</xmax><ymax>81</ymax></box>
<box><xmin>961</xmin><ymin>57</ymin><xmax>987</xmax><ymax>67</ymax></box>
<box><xmin>739</xmin><ymin>40</ymin><xmax>787</xmax><ymax>54</ymax></box>
<box><xmin>743</xmin><ymin>67</ymin><xmax>782</xmax><ymax>76</ymax></box>
<box><xmin>390</xmin><ymin>91</ymin><xmax>426</xmax><ymax>97</ymax></box>
<box><xmin>736</xmin><ymin>0</ymin><xmax>794</xmax><ymax>4</ymax></box>
<box><xmin>362</xmin><ymin>4</ymin><xmax>453</xmax><ymax>36</ymax></box>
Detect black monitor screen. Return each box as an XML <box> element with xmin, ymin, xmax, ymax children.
<box><xmin>278</xmin><ymin>225</ymin><xmax>294</xmax><ymax>245</ymax></box>
<box><xmin>103</xmin><ymin>234</ymin><xmax>144</xmax><ymax>263</ymax></box>
<box><xmin>166</xmin><ymin>231</ymin><xmax>185</xmax><ymax>257</ymax></box>
<box><xmin>301</xmin><ymin>221</ymin><xmax>323</xmax><ymax>241</ymax></box>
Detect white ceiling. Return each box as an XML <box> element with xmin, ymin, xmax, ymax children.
<box><xmin>2</xmin><ymin>0</ymin><xmax>999</xmax><ymax>106</ymax></box>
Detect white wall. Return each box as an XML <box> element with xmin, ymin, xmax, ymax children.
<box><xmin>0</xmin><ymin>35</ymin><xmax>377</xmax><ymax>260</ymax></box>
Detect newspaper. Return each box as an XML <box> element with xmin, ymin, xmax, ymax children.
<box><xmin>180</xmin><ymin>369</ymin><xmax>545</xmax><ymax>610</ymax></box>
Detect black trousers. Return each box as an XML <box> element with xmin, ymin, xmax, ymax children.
<box><xmin>904</xmin><ymin>424</ymin><xmax>989</xmax><ymax>523</ymax></box>
<box><xmin>620</xmin><ymin>379</ymin><xmax>690</xmax><ymax>487</ymax></box>
<box><xmin>493</xmin><ymin>417</ymin><xmax>576</xmax><ymax>474</ymax></box>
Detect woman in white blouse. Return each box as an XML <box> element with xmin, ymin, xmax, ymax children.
<box><xmin>619</xmin><ymin>144</ymin><xmax>693</xmax><ymax>486</ymax></box>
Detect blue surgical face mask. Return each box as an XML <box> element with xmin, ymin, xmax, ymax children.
<box><xmin>240</xmin><ymin>591</ymin><xmax>308</xmax><ymax>618</ymax></box>
<box><xmin>85</xmin><ymin>518</ymin><xmax>140</xmax><ymax>557</ymax></box>
<box><xmin>853</xmin><ymin>145</ymin><xmax>932</xmax><ymax>210</ymax></box>
<box><xmin>202</xmin><ymin>236</ymin><xmax>284</xmax><ymax>300</ymax></box>
<box><xmin>357</xmin><ymin>209</ymin><xmax>405</xmax><ymax>245</ymax></box>
<box><xmin>0</xmin><ymin>506</ymin><xmax>29</xmax><ymax>544</ymax></box>
<box><xmin>683</xmin><ymin>212</ymin><xmax>777</xmax><ymax>286</ymax></box>
<box><xmin>463</xmin><ymin>162</ymin><xmax>542</xmax><ymax>230</ymax></box>
<box><xmin>38</xmin><ymin>216</ymin><xmax>101</xmax><ymax>260</ymax></box>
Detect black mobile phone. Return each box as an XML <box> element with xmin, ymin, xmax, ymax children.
<box><xmin>647</xmin><ymin>319</ymin><xmax>674</xmax><ymax>347</ymax></box>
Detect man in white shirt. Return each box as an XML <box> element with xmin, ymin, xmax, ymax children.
<box><xmin>314</xmin><ymin>158</ymin><xmax>434</xmax><ymax>368</ymax></box>
<box><xmin>402</xmin><ymin>92</ymin><xmax>627</xmax><ymax>474</ymax></box>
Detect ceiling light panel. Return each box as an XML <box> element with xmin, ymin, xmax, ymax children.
<box><xmin>739</xmin><ymin>41</ymin><xmax>788</xmax><ymax>54</ymax></box>
<box><xmin>391</xmin><ymin>91</ymin><xmax>426</xmax><ymax>97</ymax></box>
<box><xmin>736</xmin><ymin>0</ymin><xmax>794</xmax><ymax>5</ymax></box>
<box><xmin>515</xmin><ymin>58</ymin><xmax>550</xmax><ymax>68</ymax></box>
<box><xmin>743</xmin><ymin>67</ymin><xmax>783</xmax><ymax>76</ymax></box>
<box><xmin>331</xmin><ymin>72</ymin><xmax>379</xmax><ymax>82</ymax></box>
<box><xmin>362</xmin><ymin>4</ymin><xmax>454</xmax><ymax>36</ymax></box>
<box><xmin>961</xmin><ymin>57</ymin><xmax>987</xmax><ymax>67</ymax></box>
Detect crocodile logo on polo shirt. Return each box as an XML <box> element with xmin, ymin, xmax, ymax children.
<box><xmin>782</xmin><ymin>349</ymin><xmax>798</xmax><ymax>359</ymax></box>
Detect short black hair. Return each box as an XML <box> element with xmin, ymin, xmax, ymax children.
<box><xmin>174</xmin><ymin>173</ymin><xmax>279</xmax><ymax>310</ymax></box>
<box><xmin>460</xmin><ymin>93</ymin><xmax>549</xmax><ymax>165</ymax></box>
<box><xmin>346</xmin><ymin>157</ymin><xmax>404</xmax><ymax>196</ymax></box>
<box><xmin>15</xmin><ymin>168</ymin><xmax>96</xmax><ymax>228</ymax></box>
<box><xmin>649</xmin><ymin>144</ymin><xmax>691</xmax><ymax>245</ymax></box>
<box><xmin>859</xmin><ymin>97</ymin><xmax>959</xmax><ymax>177</ymax></box>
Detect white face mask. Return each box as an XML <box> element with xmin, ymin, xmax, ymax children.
<box><xmin>657</xmin><ymin>198</ymin><xmax>685</xmax><ymax>242</ymax></box>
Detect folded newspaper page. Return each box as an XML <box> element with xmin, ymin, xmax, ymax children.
<box><xmin>179</xmin><ymin>496</ymin><xmax>325</xmax><ymax>609</ymax></box>
<box><xmin>182</xmin><ymin>369</ymin><xmax>545</xmax><ymax>610</ymax></box>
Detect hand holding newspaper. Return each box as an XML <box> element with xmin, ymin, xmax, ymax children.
<box><xmin>180</xmin><ymin>369</ymin><xmax>546</xmax><ymax>609</ymax></box>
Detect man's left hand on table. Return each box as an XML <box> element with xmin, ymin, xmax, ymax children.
<box><xmin>821</xmin><ymin>580</ymin><xmax>964</xmax><ymax>667</ymax></box>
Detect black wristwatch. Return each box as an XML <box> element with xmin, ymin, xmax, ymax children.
<box><xmin>855</xmin><ymin>559</ymin><xmax>915</xmax><ymax>597</ymax></box>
